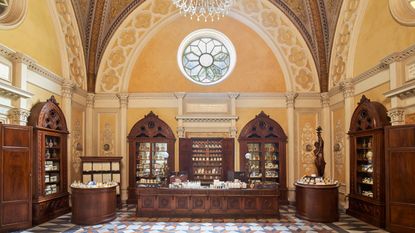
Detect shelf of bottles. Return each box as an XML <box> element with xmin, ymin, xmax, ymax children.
<box><xmin>44</xmin><ymin>135</ymin><xmax>61</xmax><ymax>195</ymax></box>
<box><xmin>136</xmin><ymin>142</ymin><xmax>168</xmax><ymax>186</ymax></box>
<box><xmin>355</xmin><ymin>136</ymin><xmax>374</xmax><ymax>198</ymax></box>
<box><xmin>263</xmin><ymin>143</ymin><xmax>279</xmax><ymax>182</ymax></box>
<box><xmin>246</xmin><ymin>143</ymin><xmax>279</xmax><ymax>184</ymax></box>
<box><xmin>191</xmin><ymin>139</ymin><xmax>223</xmax><ymax>184</ymax></box>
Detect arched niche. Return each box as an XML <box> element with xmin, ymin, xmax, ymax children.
<box><xmin>238</xmin><ymin>111</ymin><xmax>288</xmax><ymax>204</ymax></box>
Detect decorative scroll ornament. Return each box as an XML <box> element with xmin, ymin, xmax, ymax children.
<box><xmin>171</xmin><ymin>0</ymin><xmax>234</xmax><ymax>22</ymax></box>
<box><xmin>314</xmin><ymin>126</ymin><xmax>326</xmax><ymax>177</ymax></box>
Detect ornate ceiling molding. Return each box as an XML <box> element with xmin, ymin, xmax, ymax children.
<box><xmin>51</xmin><ymin>0</ymin><xmax>87</xmax><ymax>90</ymax></box>
<box><xmin>95</xmin><ymin>0</ymin><xmax>319</xmax><ymax>94</ymax></box>
<box><xmin>329</xmin><ymin>0</ymin><xmax>368</xmax><ymax>89</ymax></box>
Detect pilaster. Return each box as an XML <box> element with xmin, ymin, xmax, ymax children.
<box><xmin>341</xmin><ymin>80</ymin><xmax>354</xmax><ymax>208</ymax></box>
<box><xmin>320</xmin><ymin>92</ymin><xmax>331</xmax><ymax>178</ymax></box>
<box><xmin>61</xmin><ymin>79</ymin><xmax>74</xmax><ymax>190</ymax></box>
<box><xmin>285</xmin><ymin>92</ymin><xmax>297</xmax><ymax>202</ymax></box>
<box><xmin>175</xmin><ymin>92</ymin><xmax>186</xmax><ymax>138</ymax></box>
<box><xmin>388</xmin><ymin>107</ymin><xmax>405</xmax><ymax>125</ymax></box>
<box><xmin>85</xmin><ymin>93</ymin><xmax>95</xmax><ymax>155</ymax></box>
<box><xmin>117</xmin><ymin>93</ymin><xmax>129</xmax><ymax>201</ymax></box>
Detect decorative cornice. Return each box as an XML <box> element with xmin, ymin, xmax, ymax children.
<box><xmin>11</xmin><ymin>52</ymin><xmax>35</xmax><ymax>65</ymax></box>
<box><xmin>28</xmin><ymin>63</ymin><xmax>64</xmax><ymax>85</ymax></box>
<box><xmin>176</xmin><ymin>115</ymin><xmax>238</xmax><ymax>123</ymax></box>
<box><xmin>117</xmin><ymin>93</ymin><xmax>129</xmax><ymax>107</ymax></box>
<box><xmin>320</xmin><ymin>92</ymin><xmax>330</xmax><ymax>107</ymax></box>
<box><xmin>384</xmin><ymin>78</ymin><xmax>415</xmax><ymax>99</ymax></box>
<box><xmin>285</xmin><ymin>92</ymin><xmax>298</xmax><ymax>108</ymax></box>
<box><xmin>227</xmin><ymin>92</ymin><xmax>240</xmax><ymax>99</ymax></box>
<box><xmin>62</xmin><ymin>79</ymin><xmax>75</xmax><ymax>98</ymax></box>
<box><xmin>86</xmin><ymin>93</ymin><xmax>95</xmax><ymax>108</ymax></box>
<box><xmin>388</xmin><ymin>107</ymin><xmax>405</xmax><ymax>126</ymax></box>
<box><xmin>340</xmin><ymin>80</ymin><xmax>354</xmax><ymax>98</ymax></box>
<box><xmin>381</xmin><ymin>43</ymin><xmax>415</xmax><ymax>65</ymax></box>
<box><xmin>0</xmin><ymin>81</ymin><xmax>33</xmax><ymax>99</ymax></box>
<box><xmin>174</xmin><ymin>92</ymin><xmax>186</xmax><ymax>99</ymax></box>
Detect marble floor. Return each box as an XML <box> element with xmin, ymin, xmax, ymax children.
<box><xmin>19</xmin><ymin>205</ymin><xmax>387</xmax><ymax>233</ymax></box>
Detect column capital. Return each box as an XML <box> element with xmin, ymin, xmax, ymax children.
<box><xmin>340</xmin><ymin>80</ymin><xmax>354</xmax><ymax>98</ymax></box>
<box><xmin>86</xmin><ymin>93</ymin><xmax>95</xmax><ymax>108</ymax></box>
<box><xmin>11</xmin><ymin>52</ymin><xmax>35</xmax><ymax>65</ymax></box>
<box><xmin>229</xmin><ymin>127</ymin><xmax>237</xmax><ymax>138</ymax></box>
<box><xmin>388</xmin><ymin>107</ymin><xmax>405</xmax><ymax>125</ymax></box>
<box><xmin>227</xmin><ymin>92</ymin><xmax>240</xmax><ymax>99</ymax></box>
<box><xmin>320</xmin><ymin>92</ymin><xmax>330</xmax><ymax>107</ymax></box>
<box><xmin>8</xmin><ymin>108</ymin><xmax>30</xmax><ymax>125</ymax></box>
<box><xmin>62</xmin><ymin>79</ymin><xmax>75</xmax><ymax>98</ymax></box>
<box><xmin>174</xmin><ymin>92</ymin><xmax>186</xmax><ymax>99</ymax></box>
<box><xmin>285</xmin><ymin>92</ymin><xmax>298</xmax><ymax>108</ymax></box>
<box><xmin>117</xmin><ymin>93</ymin><xmax>129</xmax><ymax>108</ymax></box>
<box><xmin>177</xmin><ymin>126</ymin><xmax>185</xmax><ymax>138</ymax></box>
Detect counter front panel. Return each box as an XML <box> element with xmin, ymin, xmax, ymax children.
<box><xmin>136</xmin><ymin>188</ymin><xmax>279</xmax><ymax>218</ymax></box>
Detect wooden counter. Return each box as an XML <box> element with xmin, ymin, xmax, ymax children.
<box><xmin>71</xmin><ymin>186</ymin><xmax>117</xmax><ymax>225</ymax></box>
<box><xmin>136</xmin><ymin>187</ymin><xmax>279</xmax><ymax>218</ymax></box>
<box><xmin>295</xmin><ymin>183</ymin><xmax>339</xmax><ymax>222</ymax></box>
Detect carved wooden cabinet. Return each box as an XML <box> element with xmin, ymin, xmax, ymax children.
<box><xmin>27</xmin><ymin>96</ymin><xmax>70</xmax><ymax>225</ymax></box>
<box><xmin>346</xmin><ymin>95</ymin><xmax>390</xmax><ymax>228</ymax></box>
<box><xmin>385</xmin><ymin>124</ymin><xmax>415</xmax><ymax>232</ymax></box>
<box><xmin>0</xmin><ymin>124</ymin><xmax>32</xmax><ymax>232</ymax></box>
<box><xmin>127</xmin><ymin>112</ymin><xmax>175</xmax><ymax>203</ymax></box>
<box><xmin>239</xmin><ymin>111</ymin><xmax>287</xmax><ymax>204</ymax></box>
<box><xmin>179</xmin><ymin>138</ymin><xmax>234</xmax><ymax>184</ymax></box>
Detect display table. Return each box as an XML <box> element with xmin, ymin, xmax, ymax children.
<box><xmin>295</xmin><ymin>183</ymin><xmax>339</xmax><ymax>222</ymax></box>
<box><xmin>136</xmin><ymin>187</ymin><xmax>279</xmax><ymax>218</ymax></box>
<box><xmin>71</xmin><ymin>186</ymin><xmax>117</xmax><ymax>225</ymax></box>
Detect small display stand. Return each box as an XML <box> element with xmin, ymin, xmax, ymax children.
<box><xmin>71</xmin><ymin>183</ymin><xmax>117</xmax><ymax>225</ymax></box>
<box><xmin>295</xmin><ymin>180</ymin><xmax>339</xmax><ymax>222</ymax></box>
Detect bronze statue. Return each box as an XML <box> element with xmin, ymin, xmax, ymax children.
<box><xmin>314</xmin><ymin>126</ymin><xmax>326</xmax><ymax>177</ymax></box>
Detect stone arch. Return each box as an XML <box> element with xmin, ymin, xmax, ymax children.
<box><xmin>96</xmin><ymin>0</ymin><xmax>319</xmax><ymax>93</ymax></box>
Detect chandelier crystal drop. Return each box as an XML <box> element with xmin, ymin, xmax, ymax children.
<box><xmin>171</xmin><ymin>0</ymin><xmax>234</xmax><ymax>22</ymax></box>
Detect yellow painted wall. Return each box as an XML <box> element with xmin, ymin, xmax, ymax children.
<box><xmin>353</xmin><ymin>1</ymin><xmax>415</xmax><ymax>76</ymax></box>
<box><xmin>129</xmin><ymin>16</ymin><xmax>285</xmax><ymax>93</ymax></box>
<box><xmin>128</xmin><ymin>108</ymin><xmax>179</xmax><ymax>170</ymax></box>
<box><xmin>27</xmin><ymin>83</ymin><xmax>61</xmax><ymax>107</ymax></box>
<box><xmin>354</xmin><ymin>82</ymin><xmax>391</xmax><ymax>109</ymax></box>
<box><xmin>0</xmin><ymin>0</ymin><xmax>63</xmax><ymax>76</ymax></box>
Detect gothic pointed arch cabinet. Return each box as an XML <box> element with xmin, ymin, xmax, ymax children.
<box><xmin>127</xmin><ymin>112</ymin><xmax>175</xmax><ymax>204</ymax></box>
<box><xmin>27</xmin><ymin>96</ymin><xmax>70</xmax><ymax>224</ymax></box>
<box><xmin>346</xmin><ymin>95</ymin><xmax>390</xmax><ymax>228</ymax></box>
<box><xmin>239</xmin><ymin>111</ymin><xmax>287</xmax><ymax>204</ymax></box>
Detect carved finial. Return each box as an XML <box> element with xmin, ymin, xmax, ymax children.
<box><xmin>359</xmin><ymin>95</ymin><xmax>370</xmax><ymax>105</ymax></box>
<box><xmin>146</xmin><ymin>111</ymin><xmax>158</xmax><ymax>118</ymax></box>
<box><xmin>257</xmin><ymin>111</ymin><xmax>269</xmax><ymax>118</ymax></box>
<box><xmin>47</xmin><ymin>95</ymin><xmax>59</xmax><ymax>105</ymax></box>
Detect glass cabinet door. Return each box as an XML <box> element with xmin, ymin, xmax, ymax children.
<box><xmin>263</xmin><ymin>143</ymin><xmax>279</xmax><ymax>183</ymax></box>
<box><xmin>136</xmin><ymin>142</ymin><xmax>151</xmax><ymax>183</ymax></box>
<box><xmin>44</xmin><ymin>135</ymin><xmax>61</xmax><ymax>195</ymax></box>
<box><xmin>356</xmin><ymin>136</ymin><xmax>374</xmax><ymax>198</ymax></box>
<box><xmin>247</xmin><ymin>143</ymin><xmax>261</xmax><ymax>182</ymax></box>
<box><xmin>152</xmin><ymin>143</ymin><xmax>168</xmax><ymax>178</ymax></box>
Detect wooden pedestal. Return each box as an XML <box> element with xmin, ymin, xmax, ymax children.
<box><xmin>295</xmin><ymin>183</ymin><xmax>339</xmax><ymax>222</ymax></box>
<box><xmin>71</xmin><ymin>186</ymin><xmax>117</xmax><ymax>225</ymax></box>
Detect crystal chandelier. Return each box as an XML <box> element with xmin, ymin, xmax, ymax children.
<box><xmin>171</xmin><ymin>0</ymin><xmax>234</xmax><ymax>22</ymax></box>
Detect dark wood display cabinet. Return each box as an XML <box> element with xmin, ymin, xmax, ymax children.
<box><xmin>127</xmin><ymin>112</ymin><xmax>175</xmax><ymax>204</ymax></box>
<box><xmin>179</xmin><ymin>137</ymin><xmax>234</xmax><ymax>184</ymax></box>
<box><xmin>239</xmin><ymin>111</ymin><xmax>287</xmax><ymax>204</ymax></box>
<box><xmin>346</xmin><ymin>95</ymin><xmax>390</xmax><ymax>228</ymax></box>
<box><xmin>27</xmin><ymin>96</ymin><xmax>70</xmax><ymax>225</ymax></box>
<box><xmin>385</xmin><ymin>124</ymin><xmax>415</xmax><ymax>233</ymax></box>
<box><xmin>0</xmin><ymin>124</ymin><xmax>32</xmax><ymax>232</ymax></box>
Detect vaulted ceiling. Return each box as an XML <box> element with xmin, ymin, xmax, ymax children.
<box><xmin>71</xmin><ymin>0</ymin><xmax>343</xmax><ymax>93</ymax></box>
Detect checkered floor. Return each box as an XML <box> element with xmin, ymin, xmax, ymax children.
<box><xmin>19</xmin><ymin>205</ymin><xmax>388</xmax><ymax>233</ymax></box>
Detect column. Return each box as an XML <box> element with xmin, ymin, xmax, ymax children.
<box><xmin>228</xmin><ymin>92</ymin><xmax>239</xmax><ymax>171</ymax></box>
<box><xmin>341</xmin><ymin>80</ymin><xmax>354</xmax><ymax>208</ymax></box>
<box><xmin>9</xmin><ymin>52</ymin><xmax>34</xmax><ymax>125</ymax></box>
<box><xmin>62</xmin><ymin>79</ymin><xmax>75</xmax><ymax>190</ymax></box>
<box><xmin>285</xmin><ymin>92</ymin><xmax>297</xmax><ymax>202</ymax></box>
<box><xmin>320</xmin><ymin>92</ymin><xmax>331</xmax><ymax>178</ymax></box>
<box><xmin>174</xmin><ymin>92</ymin><xmax>186</xmax><ymax>138</ymax></box>
<box><xmin>117</xmin><ymin>93</ymin><xmax>129</xmax><ymax>201</ymax></box>
<box><xmin>388</xmin><ymin>62</ymin><xmax>405</xmax><ymax>125</ymax></box>
<box><xmin>85</xmin><ymin>93</ymin><xmax>95</xmax><ymax>155</ymax></box>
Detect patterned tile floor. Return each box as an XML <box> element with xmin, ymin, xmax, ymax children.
<box><xmin>19</xmin><ymin>205</ymin><xmax>388</xmax><ymax>233</ymax></box>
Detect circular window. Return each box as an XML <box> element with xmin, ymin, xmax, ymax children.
<box><xmin>177</xmin><ymin>29</ymin><xmax>236</xmax><ymax>86</ymax></box>
<box><xmin>0</xmin><ymin>0</ymin><xmax>27</xmax><ymax>29</ymax></box>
